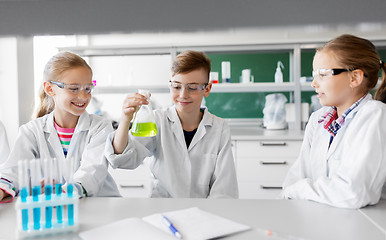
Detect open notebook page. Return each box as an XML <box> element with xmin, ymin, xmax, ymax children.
<box><xmin>143</xmin><ymin>207</ymin><xmax>251</xmax><ymax>240</ymax></box>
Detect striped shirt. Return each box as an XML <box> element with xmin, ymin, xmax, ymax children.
<box><xmin>54</xmin><ymin>122</ymin><xmax>75</xmax><ymax>157</ymax></box>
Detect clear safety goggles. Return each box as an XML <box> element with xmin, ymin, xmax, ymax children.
<box><xmin>168</xmin><ymin>81</ymin><xmax>208</xmax><ymax>94</ymax></box>
<box><xmin>49</xmin><ymin>81</ymin><xmax>95</xmax><ymax>95</ymax></box>
<box><xmin>312</xmin><ymin>68</ymin><xmax>350</xmax><ymax>80</ymax></box>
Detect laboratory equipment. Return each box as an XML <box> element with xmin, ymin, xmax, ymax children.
<box><xmin>241</xmin><ymin>69</ymin><xmax>253</xmax><ymax>83</ymax></box>
<box><xmin>64</xmin><ymin>157</ymin><xmax>76</xmax><ymax>226</ymax></box>
<box><xmin>274</xmin><ymin>61</ymin><xmax>284</xmax><ymax>84</ymax></box>
<box><xmin>30</xmin><ymin>159</ymin><xmax>41</xmax><ymax>230</ymax></box>
<box><xmin>221</xmin><ymin>61</ymin><xmax>231</xmax><ymax>83</ymax></box>
<box><xmin>53</xmin><ymin>158</ymin><xmax>63</xmax><ymax>224</ymax></box>
<box><xmin>18</xmin><ymin>160</ymin><xmax>29</xmax><ymax>231</ymax></box>
<box><xmin>131</xmin><ymin>89</ymin><xmax>158</xmax><ymax>137</ymax></box>
<box><xmin>15</xmin><ymin>158</ymin><xmax>79</xmax><ymax>238</ymax></box>
<box><xmin>210</xmin><ymin>72</ymin><xmax>219</xmax><ymax>84</ymax></box>
<box><xmin>43</xmin><ymin>158</ymin><xmax>53</xmax><ymax>229</ymax></box>
<box><xmin>263</xmin><ymin>93</ymin><xmax>288</xmax><ymax>130</ymax></box>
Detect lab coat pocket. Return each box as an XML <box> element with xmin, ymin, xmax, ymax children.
<box><xmin>328</xmin><ymin>155</ymin><xmax>342</xmax><ymax>177</ymax></box>
<box><xmin>195</xmin><ymin>153</ymin><xmax>217</xmax><ymax>187</ymax></box>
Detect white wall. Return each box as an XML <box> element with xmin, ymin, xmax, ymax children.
<box><xmin>0</xmin><ymin>37</ymin><xmax>19</xmax><ymax>148</ymax></box>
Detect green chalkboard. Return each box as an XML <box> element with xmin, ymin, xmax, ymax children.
<box><xmin>205</xmin><ymin>48</ymin><xmax>386</xmax><ymax>119</ymax></box>
<box><xmin>205</xmin><ymin>52</ymin><xmax>294</xmax><ymax>118</ymax></box>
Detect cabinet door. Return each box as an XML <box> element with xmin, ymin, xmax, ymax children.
<box><xmin>236</xmin><ymin>140</ymin><xmax>302</xmax><ymax>199</ymax></box>
<box><xmin>108</xmin><ymin>163</ymin><xmax>151</xmax><ymax>198</ymax></box>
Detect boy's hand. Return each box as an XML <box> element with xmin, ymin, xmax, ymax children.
<box><xmin>120</xmin><ymin>93</ymin><xmax>149</xmax><ymax>124</ymax></box>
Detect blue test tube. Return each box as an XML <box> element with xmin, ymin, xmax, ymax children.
<box><xmin>18</xmin><ymin>160</ymin><xmax>29</xmax><ymax>231</ymax></box>
<box><xmin>66</xmin><ymin>157</ymin><xmax>76</xmax><ymax>226</ymax></box>
<box><xmin>30</xmin><ymin>159</ymin><xmax>41</xmax><ymax>230</ymax></box>
<box><xmin>43</xmin><ymin>158</ymin><xmax>53</xmax><ymax>229</ymax></box>
<box><xmin>53</xmin><ymin>158</ymin><xmax>63</xmax><ymax>224</ymax></box>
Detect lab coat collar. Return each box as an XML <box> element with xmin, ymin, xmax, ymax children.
<box><xmin>326</xmin><ymin>93</ymin><xmax>372</xmax><ymax>158</ymax></box>
<box><xmin>166</xmin><ymin>106</ymin><xmax>213</xmax><ymax>127</ymax></box>
<box><xmin>43</xmin><ymin>111</ymin><xmax>91</xmax><ymax>160</ymax></box>
<box><xmin>166</xmin><ymin>106</ymin><xmax>213</xmax><ymax>151</ymax></box>
<box><xmin>188</xmin><ymin>107</ymin><xmax>215</xmax><ymax>150</ymax></box>
<box><xmin>341</xmin><ymin>93</ymin><xmax>372</xmax><ymax>121</ymax></box>
<box><xmin>43</xmin><ymin>111</ymin><xmax>91</xmax><ymax>134</ymax></box>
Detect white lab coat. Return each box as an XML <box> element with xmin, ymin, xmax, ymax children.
<box><xmin>0</xmin><ymin>111</ymin><xmax>120</xmax><ymax>198</ymax></box>
<box><xmin>105</xmin><ymin>106</ymin><xmax>238</xmax><ymax>198</ymax></box>
<box><xmin>282</xmin><ymin>94</ymin><xmax>386</xmax><ymax>209</ymax></box>
<box><xmin>0</xmin><ymin>120</ymin><xmax>10</xmax><ymax>165</ymax></box>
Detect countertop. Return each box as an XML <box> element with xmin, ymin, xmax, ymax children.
<box><xmin>230</xmin><ymin>126</ymin><xmax>304</xmax><ymax>141</ymax></box>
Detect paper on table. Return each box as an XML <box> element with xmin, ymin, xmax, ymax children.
<box><xmin>79</xmin><ymin>207</ymin><xmax>251</xmax><ymax>240</ymax></box>
<box><xmin>143</xmin><ymin>207</ymin><xmax>251</xmax><ymax>240</ymax></box>
<box><xmin>79</xmin><ymin>218</ymin><xmax>171</xmax><ymax>240</ymax></box>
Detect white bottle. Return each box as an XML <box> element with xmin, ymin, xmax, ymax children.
<box><xmin>274</xmin><ymin>61</ymin><xmax>284</xmax><ymax>84</ymax></box>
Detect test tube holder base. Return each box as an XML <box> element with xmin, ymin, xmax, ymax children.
<box><xmin>15</xmin><ymin>193</ymin><xmax>79</xmax><ymax>239</ymax></box>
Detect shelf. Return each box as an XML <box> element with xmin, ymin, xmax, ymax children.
<box><xmin>211</xmin><ymin>82</ymin><xmax>295</xmax><ymax>93</ymax></box>
<box><xmin>93</xmin><ymin>82</ymin><xmax>297</xmax><ymax>94</ymax></box>
<box><xmin>300</xmin><ymin>82</ymin><xmax>314</xmax><ymax>91</ymax></box>
<box><xmin>93</xmin><ymin>85</ymin><xmax>170</xmax><ymax>94</ymax></box>
<box><xmin>300</xmin><ymin>79</ymin><xmax>383</xmax><ymax>92</ymax></box>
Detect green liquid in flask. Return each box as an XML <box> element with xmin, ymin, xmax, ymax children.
<box><xmin>131</xmin><ymin>122</ymin><xmax>158</xmax><ymax>137</ymax></box>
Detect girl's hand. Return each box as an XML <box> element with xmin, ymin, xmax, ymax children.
<box><xmin>120</xmin><ymin>93</ymin><xmax>149</xmax><ymax>124</ymax></box>
<box><xmin>0</xmin><ymin>189</ymin><xmax>10</xmax><ymax>201</ymax></box>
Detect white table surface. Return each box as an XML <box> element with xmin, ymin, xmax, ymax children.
<box><xmin>359</xmin><ymin>200</ymin><xmax>386</xmax><ymax>236</ymax></box>
<box><xmin>1</xmin><ymin>197</ymin><xmax>385</xmax><ymax>240</ymax></box>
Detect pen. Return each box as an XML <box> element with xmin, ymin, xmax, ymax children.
<box><xmin>161</xmin><ymin>215</ymin><xmax>183</xmax><ymax>239</ymax></box>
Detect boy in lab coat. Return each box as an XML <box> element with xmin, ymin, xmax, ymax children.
<box><xmin>0</xmin><ymin>52</ymin><xmax>120</xmax><ymax>203</ymax></box>
<box><xmin>105</xmin><ymin>50</ymin><xmax>238</xmax><ymax>198</ymax></box>
<box><xmin>282</xmin><ymin>34</ymin><xmax>386</xmax><ymax>209</ymax></box>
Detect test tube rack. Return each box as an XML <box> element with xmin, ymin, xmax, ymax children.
<box><xmin>15</xmin><ymin>192</ymin><xmax>79</xmax><ymax>239</ymax></box>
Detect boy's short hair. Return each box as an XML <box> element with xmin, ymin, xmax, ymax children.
<box><xmin>171</xmin><ymin>50</ymin><xmax>211</xmax><ymax>82</ymax></box>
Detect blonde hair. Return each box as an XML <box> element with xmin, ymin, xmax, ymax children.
<box><xmin>171</xmin><ymin>50</ymin><xmax>211</xmax><ymax>82</ymax></box>
<box><xmin>317</xmin><ymin>34</ymin><xmax>386</xmax><ymax>103</ymax></box>
<box><xmin>34</xmin><ymin>51</ymin><xmax>92</xmax><ymax>118</ymax></box>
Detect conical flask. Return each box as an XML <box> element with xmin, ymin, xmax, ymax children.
<box><xmin>130</xmin><ymin>89</ymin><xmax>158</xmax><ymax>137</ymax></box>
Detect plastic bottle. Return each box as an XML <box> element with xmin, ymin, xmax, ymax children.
<box><xmin>274</xmin><ymin>61</ymin><xmax>284</xmax><ymax>84</ymax></box>
<box><xmin>131</xmin><ymin>89</ymin><xmax>158</xmax><ymax>137</ymax></box>
<box><xmin>221</xmin><ymin>61</ymin><xmax>231</xmax><ymax>83</ymax></box>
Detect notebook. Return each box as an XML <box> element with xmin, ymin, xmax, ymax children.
<box><xmin>79</xmin><ymin>207</ymin><xmax>251</xmax><ymax>240</ymax></box>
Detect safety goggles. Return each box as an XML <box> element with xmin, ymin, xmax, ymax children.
<box><xmin>49</xmin><ymin>81</ymin><xmax>95</xmax><ymax>95</ymax></box>
<box><xmin>312</xmin><ymin>69</ymin><xmax>350</xmax><ymax>79</ymax></box>
<box><xmin>312</xmin><ymin>68</ymin><xmax>368</xmax><ymax>80</ymax></box>
<box><xmin>168</xmin><ymin>81</ymin><xmax>208</xmax><ymax>94</ymax></box>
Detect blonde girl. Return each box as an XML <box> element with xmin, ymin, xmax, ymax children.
<box><xmin>0</xmin><ymin>52</ymin><xmax>120</xmax><ymax>202</ymax></box>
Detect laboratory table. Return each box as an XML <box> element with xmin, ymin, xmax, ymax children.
<box><xmin>359</xmin><ymin>200</ymin><xmax>386</xmax><ymax>235</ymax></box>
<box><xmin>0</xmin><ymin>197</ymin><xmax>385</xmax><ymax>240</ymax></box>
